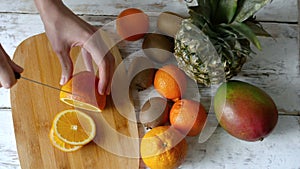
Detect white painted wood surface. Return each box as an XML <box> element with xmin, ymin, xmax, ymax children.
<box><xmin>0</xmin><ymin>0</ymin><xmax>299</xmax><ymax>168</ymax></box>
<box><xmin>0</xmin><ymin>110</ymin><xmax>20</xmax><ymax>169</ymax></box>
<box><xmin>0</xmin><ymin>0</ymin><xmax>298</xmax><ymax>22</ymax></box>
<box><xmin>1</xmin><ymin>109</ymin><xmax>300</xmax><ymax>169</ymax></box>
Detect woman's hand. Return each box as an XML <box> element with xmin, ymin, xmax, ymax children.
<box><xmin>34</xmin><ymin>0</ymin><xmax>115</xmax><ymax>95</ymax></box>
<box><xmin>0</xmin><ymin>44</ymin><xmax>23</xmax><ymax>88</ymax></box>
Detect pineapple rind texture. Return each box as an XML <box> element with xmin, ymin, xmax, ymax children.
<box><xmin>174</xmin><ymin>0</ymin><xmax>270</xmax><ymax>86</ymax></box>
<box><xmin>175</xmin><ymin>19</ymin><xmax>226</xmax><ymax>86</ymax></box>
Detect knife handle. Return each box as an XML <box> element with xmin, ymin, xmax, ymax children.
<box><xmin>14</xmin><ymin>72</ymin><xmax>21</xmax><ymax>79</ymax></box>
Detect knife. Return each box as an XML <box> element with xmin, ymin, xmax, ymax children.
<box><xmin>14</xmin><ymin>72</ymin><xmax>74</xmax><ymax>95</ymax></box>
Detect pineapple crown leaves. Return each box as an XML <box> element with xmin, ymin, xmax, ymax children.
<box><xmin>188</xmin><ymin>0</ymin><xmax>272</xmax><ymax>50</ymax></box>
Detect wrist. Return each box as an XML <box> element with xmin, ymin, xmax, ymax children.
<box><xmin>34</xmin><ymin>0</ymin><xmax>70</xmax><ymax>25</ymax></box>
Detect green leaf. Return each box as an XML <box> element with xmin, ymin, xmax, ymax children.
<box><xmin>228</xmin><ymin>22</ymin><xmax>262</xmax><ymax>50</ymax></box>
<box><xmin>234</xmin><ymin>0</ymin><xmax>271</xmax><ymax>22</ymax></box>
<box><xmin>214</xmin><ymin>0</ymin><xmax>238</xmax><ymax>24</ymax></box>
<box><xmin>209</xmin><ymin>0</ymin><xmax>220</xmax><ymax>19</ymax></box>
<box><xmin>189</xmin><ymin>9</ymin><xmax>209</xmax><ymax>28</ymax></box>
<box><xmin>244</xmin><ymin>21</ymin><xmax>272</xmax><ymax>37</ymax></box>
<box><xmin>189</xmin><ymin>0</ymin><xmax>212</xmax><ymax>22</ymax></box>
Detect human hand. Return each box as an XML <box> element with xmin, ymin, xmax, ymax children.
<box><xmin>0</xmin><ymin>44</ymin><xmax>23</xmax><ymax>89</ymax></box>
<box><xmin>34</xmin><ymin>0</ymin><xmax>115</xmax><ymax>95</ymax></box>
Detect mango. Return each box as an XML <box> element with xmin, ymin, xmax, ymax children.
<box><xmin>214</xmin><ymin>80</ymin><xmax>278</xmax><ymax>141</ymax></box>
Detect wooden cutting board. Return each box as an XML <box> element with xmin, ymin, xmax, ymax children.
<box><xmin>10</xmin><ymin>33</ymin><xmax>141</xmax><ymax>169</ymax></box>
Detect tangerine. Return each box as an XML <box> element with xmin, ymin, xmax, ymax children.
<box><xmin>140</xmin><ymin>126</ymin><xmax>188</xmax><ymax>169</ymax></box>
<box><xmin>170</xmin><ymin>99</ymin><xmax>207</xmax><ymax>136</ymax></box>
<box><xmin>116</xmin><ymin>8</ymin><xmax>149</xmax><ymax>41</ymax></box>
<box><xmin>154</xmin><ymin>64</ymin><xmax>187</xmax><ymax>101</ymax></box>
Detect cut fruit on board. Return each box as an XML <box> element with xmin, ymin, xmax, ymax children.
<box><xmin>10</xmin><ymin>33</ymin><xmax>140</xmax><ymax>169</ymax></box>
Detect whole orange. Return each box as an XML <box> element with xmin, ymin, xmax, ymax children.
<box><xmin>60</xmin><ymin>71</ymin><xmax>106</xmax><ymax>112</ymax></box>
<box><xmin>140</xmin><ymin>126</ymin><xmax>188</xmax><ymax>169</ymax></box>
<box><xmin>116</xmin><ymin>8</ymin><xmax>149</xmax><ymax>41</ymax></box>
<box><xmin>154</xmin><ymin>64</ymin><xmax>187</xmax><ymax>101</ymax></box>
<box><xmin>170</xmin><ymin>99</ymin><xmax>207</xmax><ymax>136</ymax></box>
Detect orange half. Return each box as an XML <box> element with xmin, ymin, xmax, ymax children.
<box><xmin>60</xmin><ymin>71</ymin><xmax>106</xmax><ymax>112</ymax></box>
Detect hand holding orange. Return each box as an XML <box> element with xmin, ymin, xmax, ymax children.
<box><xmin>60</xmin><ymin>71</ymin><xmax>106</xmax><ymax>112</ymax></box>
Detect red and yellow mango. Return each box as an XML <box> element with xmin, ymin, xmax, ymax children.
<box><xmin>214</xmin><ymin>80</ymin><xmax>278</xmax><ymax>142</ymax></box>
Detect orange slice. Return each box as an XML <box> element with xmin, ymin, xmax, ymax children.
<box><xmin>49</xmin><ymin>128</ymin><xmax>82</xmax><ymax>152</ymax></box>
<box><xmin>60</xmin><ymin>71</ymin><xmax>106</xmax><ymax>112</ymax></box>
<box><xmin>52</xmin><ymin>109</ymin><xmax>96</xmax><ymax>145</ymax></box>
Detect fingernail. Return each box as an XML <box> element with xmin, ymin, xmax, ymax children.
<box><xmin>98</xmin><ymin>87</ymin><xmax>104</xmax><ymax>95</ymax></box>
<box><xmin>16</xmin><ymin>65</ymin><xmax>24</xmax><ymax>72</ymax></box>
<box><xmin>2</xmin><ymin>84</ymin><xmax>10</xmax><ymax>89</ymax></box>
<box><xmin>3</xmin><ymin>82</ymin><xmax>14</xmax><ymax>89</ymax></box>
<box><xmin>106</xmin><ymin>88</ymin><xmax>111</xmax><ymax>95</ymax></box>
<box><xmin>99</xmin><ymin>90</ymin><xmax>104</xmax><ymax>95</ymax></box>
<box><xmin>60</xmin><ymin>76</ymin><xmax>66</xmax><ymax>85</ymax></box>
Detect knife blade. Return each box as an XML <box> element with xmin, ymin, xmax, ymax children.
<box><xmin>14</xmin><ymin>72</ymin><xmax>75</xmax><ymax>95</ymax></box>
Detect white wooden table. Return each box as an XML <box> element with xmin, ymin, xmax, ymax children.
<box><xmin>0</xmin><ymin>0</ymin><xmax>299</xmax><ymax>168</ymax></box>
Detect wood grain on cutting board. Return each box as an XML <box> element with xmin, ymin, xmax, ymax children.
<box><xmin>10</xmin><ymin>33</ymin><xmax>140</xmax><ymax>169</ymax></box>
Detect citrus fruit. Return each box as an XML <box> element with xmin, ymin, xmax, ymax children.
<box><xmin>52</xmin><ymin>109</ymin><xmax>96</xmax><ymax>146</ymax></box>
<box><xmin>170</xmin><ymin>99</ymin><xmax>207</xmax><ymax>136</ymax></box>
<box><xmin>141</xmin><ymin>126</ymin><xmax>188</xmax><ymax>169</ymax></box>
<box><xmin>60</xmin><ymin>71</ymin><xmax>106</xmax><ymax>112</ymax></box>
<box><xmin>116</xmin><ymin>8</ymin><xmax>149</xmax><ymax>41</ymax></box>
<box><xmin>154</xmin><ymin>64</ymin><xmax>187</xmax><ymax>101</ymax></box>
<box><xmin>49</xmin><ymin>128</ymin><xmax>82</xmax><ymax>152</ymax></box>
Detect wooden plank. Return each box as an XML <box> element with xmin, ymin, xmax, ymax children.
<box><xmin>1</xmin><ymin>109</ymin><xmax>300</xmax><ymax>169</ymax></box>
<box><xmin>10</xmin><ymin>33</ymin><xmax>140</xmax><ymax>169</ymax></box>
<box><xmin>0</xmin><ymin>0</ymin><xmax>298</xmax><ymax>22</ymax></box>
<box><xmin>120</xmin><ymin>22</ymin><xmax>300</xmax><ymax>115</ymax></box>
<box><xmin>0</xmin><ymin>110</ymin><xmax>20</xmax><ymax>169</ymax></box>
<box><xmin>181</xmin><ymin>116</ymin><xmax>300</xmax><ymax>169</ymax></box>
<box><xmin>237</xmin><ymin>23</ymin><xmax>300</xmax><ymax>114</ymax></box>
<box><xmin>1</xmin><ymin>13</ymin><xmax>299</xmax><ymax>113</ymax></box>
<box><xmin>0</xmin><ymin>14</ymin><xmax>44</xmax><ymax>108</ymax></box>
<box><xmin>256</xmin><ymin>0</ymin><xmax>298</xmax><ymax>22</ymax></box>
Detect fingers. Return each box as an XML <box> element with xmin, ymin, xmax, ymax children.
<box><xmin>105</xmin><ymin>52</ymin><xmax>115</xmax><ymax>95</ymax></box>
<box><xmin>0</xmin><ymin>45</ymin><xmax>18</xmax><ymax>89</ymax></box>
<box><xmin>83</xmin><ymin>30</ymin><xmax>116</xmax><ymax>95</ymax></box>
<box><xmin>7</xmin><ymin>58</ymin><xmax>24</xmax><ymax>73</ymax></box>
<box><xmin>98</xmin><ymin>60</ymin><xmax>109</xmax><ymax>95</ymax></box>
<box><xmin>82</xmin><ymin>49</ymin><xmax>95</xmax><ymax>73</ymax></box>
<box><xmin>0</xmin><ymin>62</ymin><xmax>17</xmax><ymax>89</ymax></box>
<box><xmin>97</xmin><ymin>52</ymin><xmax>115</xmax><ymax>95</ymax></box>
<box><xmin>55</xmin><ymin>48</ymin><xmax>73</xmax><ymax>85</ymax></box>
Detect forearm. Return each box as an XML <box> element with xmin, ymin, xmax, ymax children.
<box><xmin>33</xmin><ymin>0</ymin><xmax>73</xmax><ymax>25</ymax></box>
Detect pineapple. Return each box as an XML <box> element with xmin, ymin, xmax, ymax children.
<box><xmin>174</xmin><ymin>0</ymin><xmax>271</xmax><ymax>86</ymax></box>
